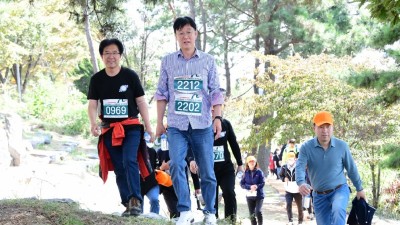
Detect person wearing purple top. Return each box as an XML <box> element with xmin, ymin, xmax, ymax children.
<box><xmin>296</xmin><ymin>111</ymin><xmax>366</xmax><ymax>225</ymax></box>
<box><xmin>154</xmin><ymin>16</ymin><xmax>224</xmax><ymax>225</ymax></box>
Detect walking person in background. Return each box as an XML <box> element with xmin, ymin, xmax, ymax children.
<box><xmin>269</xmin><ymin>151</ymin><xmax>276</xmax><ymax>179</ymax></box>
<box><xmin>140</xmin><ymin>138</ymin><xmax>160</xmax><ymax>215</ymax></box>
<box><xmin>282</xmin><ymin>138</ymin><xmax>298</xmax><ymax>164</ymax></box>
<box><xmin>190</xmin><ymin>117</ymin><xmax>244</xmax><ymax>223</ymax></box>
<box><xmin>87</xmin><ymin>38</ymin><xmax>154</xmax><ymax>217</ymax></box>
<box><xmin>296</xmin><ymin>111</ymin><xmax>366</xmax><ymax>225</ymax></box>
<box><xmin>274</xmin><ymin>148</ymin><xmax>282</xmax><ymax>180</ymax></box>
<box><xmin>240</xmin><ymin>156</ymin><xmax>265</xmax><ymax>225</ymax></box>
<box><xmin>213</xmin><ymin>117</ymin><xmax>244</xmax><ymax>222</ymax></box>
<box><xmin>154</xmin><ymin>16</ymin><xmax>224</xmax><ymax>225</ymax></box>
<box><xmin>280</xmin><ymin>152</ymin><xmax>304</xmax><ymax>225</ymax></box>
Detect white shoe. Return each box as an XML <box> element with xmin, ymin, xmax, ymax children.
<box><xmin>286</xmin><ymin>222</ymin><xmax>293</xmax><ymax>225</ymax></box>
<box><xmin>204</xmin><ymin>213</ymin><xmax>217</xmax><ymax>225</ymax></box>
<box><xmin>176</xmin><ymin>211</ymin><xmax>194</xmax><ymax>225</ymax></box>
<box><xmin>308</xmin><ymin>213</ymin><xmax>314</xmax><ymax>220</ymax></box>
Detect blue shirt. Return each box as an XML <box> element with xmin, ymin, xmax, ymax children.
<box><xmin>296</xmin><ymin>137</ymin><xmax>363</xmax><ymax>192</ymax></box>
<box><xmin>154</xmin><ymin>49</ymin><xmax>224</xmax><ymax>130</ymax></box>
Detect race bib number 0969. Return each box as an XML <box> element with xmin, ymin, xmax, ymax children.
<box><xmin>103</xmin><ymin>99</ymin><xmax>128</xmax><ymax>118</ymax></box>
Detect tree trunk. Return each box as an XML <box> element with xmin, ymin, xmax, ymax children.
<box><xmin>252</xmin><ymin>0</ymin><xmax>260</xmax><ymax>95</ymax></box>
<box><xmin>0</xmin><ymin>68</ymin><xmax>10</xmax><ymax>84</ymax></box>
<box><xmin>84</xmin><ymin>5</ymin><xmax>99</xmax><ymax>74</ymax></box>
<box><xmin>14</xmin><ymin>63</ymin><xmax>21</xmax><ymax>102</ymax></box>
<box><xmin>224</xmin><ymin>39</ymin><xmax>231</xmax><ymax>97</ymax></box>
<box><xmin>258</xmin><ymin>139</ymin><xmax>271</xmax><ymax>176</ymax></box>
<box><xmin>370</xmin><ymin>163</ymin><xmax>381</xmax><ymax>208</ymax></box>
<box><xmin>199</xmin><ymin>0</ymin><xmax>206</xmax><ymax>52</ymax></box>
<box><xmin>187</xmin><ymin>0</ymin><xmax>201</xmax><ymax>50</ymax></box>
<box><xmin>140</xmin><ymin>14</ymin><xmax>149</xmax><ymax>89</ymax></box>
<box><xmin>21</xmin><ymin>55</ymin><xmax>40</xmax><ymax>95</ymax></box>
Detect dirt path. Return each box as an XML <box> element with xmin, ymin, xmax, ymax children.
<box><xmin>1</xmin><ymin>133</ymin><xmax>399</xmax><ymax>225</ymax></box>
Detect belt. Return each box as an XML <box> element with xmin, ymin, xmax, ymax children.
<box><xmin>316</xmin><ymin>184</ymin><xmax>344</xmax><ymax>195</ymax></box>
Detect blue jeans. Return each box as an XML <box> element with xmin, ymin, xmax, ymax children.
<box><xmin>168</xmin><ymin>126</ymin><xmax>216</xmax><ymax>214</ymax></box>
<box><xmin>313</xmin><ymin>183</ymin><xmax>350</xmax><ymax>225</ymax></box>
<box><xmin>142</xmin><ymin>185</ymin><xmax>160</xmax><ymax>214</ymax></box>
<box><xmin>276</xmin><ymin>167</ymin><xmax>282</xmax><ymax>179</ymax></box>
<box><xmin>104</xmin><ymin>129</ymin><xmax>143</xmax><ymax>205</ymax></box>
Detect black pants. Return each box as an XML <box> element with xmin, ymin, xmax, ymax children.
<box><xmin>160</xmin><ymin>185</ymin><xmax>179</xmax><ymax>218</ymax></box>
<box><xmin>246</xmin><ymin>197</ymin><xmax>263</xmax><ymax>225</ymax></box>
<box><xmin>215</xmin><ymin>168</ymin><xmax>236</xmax><ymax>222</ymax></box>
<box><xmin>285</xmin><ymin>192</ymin><xmax>304</xmax><ymax>223</ymax></box>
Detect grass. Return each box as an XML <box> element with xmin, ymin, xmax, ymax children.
<box><xmin>0</xmin><ymin>198</ymin><xmax>169</xmax><ymax>225</ymax></box>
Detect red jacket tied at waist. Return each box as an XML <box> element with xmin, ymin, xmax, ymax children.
<box><xmin>97</xmin><ymin>118</ymin><xmax>151</xmax><ymax>183</ymax></box>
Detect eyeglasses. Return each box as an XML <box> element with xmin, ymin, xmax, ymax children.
<box><xmin>177</xmin><ymin>30</ymin><xmax>195</xmax><ymax>37</ymax></box>
<box><xmin>103</xmin><ymin>52</ymin><xmax>120</xmax><ymax>57</ymax></box>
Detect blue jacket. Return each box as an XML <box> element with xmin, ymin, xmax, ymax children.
<box><xmin>240</xmin><ymin>168</ymin><xmax>265</xmax><ymax>199</ymax></box>
<box><xmin>347</xmin><ymin>197</ymin><xmax>375</xmax><ymax>225</ymax></box>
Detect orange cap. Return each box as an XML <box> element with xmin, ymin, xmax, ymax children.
<box><xmin>313</xmin><ymin>111</ymin><xmax>334</xmax><ymax>126</ymax></box>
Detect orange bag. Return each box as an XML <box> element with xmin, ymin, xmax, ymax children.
<box><xmin>155</xmin><ymin>169</ymin><xmax>173</xmax><ymax>187</ymax></box>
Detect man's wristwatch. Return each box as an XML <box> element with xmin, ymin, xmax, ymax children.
<box><xmin>213</xmin><ymin>116</ymin><xmax>222</xmax><ymax>122</ymax></box>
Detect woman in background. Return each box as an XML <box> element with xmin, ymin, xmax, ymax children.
<box><xmin>240</xmin><ymin>156</ymin><xmax>265</xmax><ymax>225</ymax></box>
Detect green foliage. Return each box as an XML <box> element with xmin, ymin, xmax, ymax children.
<box><xmin>0</xmin><ymin>0</ymin><xmax>87</xmax><ymax>94</ymax></box>
<box><xmin>346</xmin><ymin>70</ymin><xmax>400</xmax><ymax>106</ymax></box>
<box><xmin>24</xmin><ymin>76</ymin><xmax>90</xmax><ymax>136</ymax></box>
<box><xmin>71</xmin><ymin>58</ymin><xmax>94</xmax><ymax>95</ymax></box>
<box><xmin>371</xmin><ymin>23</ymin><xmax>400</xmax><ymax>47</ymax></box>
<box><xmin>356</xmin><ymin>0</ymin><xmax>400</xmax><ymax>25</ymax></box>
<box><xmin>381</xmin><ymin>144</ymin><xmax>400</xmax><ymax>169</ymax></box>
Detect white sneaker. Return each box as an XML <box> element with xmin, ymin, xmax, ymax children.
<box><xmin>176</xmin><ymin>211</ymin><xmax>194</xmax><ymax>225</ymax></box>
<box><xmin>204</xmin><ymin>213</ymin><xmax>217</xmax><ymax>225</ymax></box>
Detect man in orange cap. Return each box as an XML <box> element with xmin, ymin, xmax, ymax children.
<box><xmin>295</xmin><ymin>111</ymin><xmax>366</xmax><ymax>225</ymax></box>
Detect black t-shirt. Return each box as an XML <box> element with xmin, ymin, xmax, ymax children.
<box><xmin>213</xmin><ymin>119</ymin><xmax>243</xmax><ymax>174</ymax></box>
<box><xmin>87</xmin><ymin>67</ymin><xmax>144</xmax><ymax>123</ymax></box>
<box><xmin>273</xmin><ymin>154</ymin><xmax>281</xmax><ymax>168</ymax></box>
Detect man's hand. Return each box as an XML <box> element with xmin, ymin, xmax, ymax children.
<box><xmin>90</xmin><ymin>124</ymin><xmax>100</xmax><ymax>137</ymax></box>
<box><xmin>159</xmin><ymin>160</ymin><xmax>170</xmax><ymax>171</ymax></box>
<box><xmin>155</xmin><ymin>123</ymin><xmax>166</xmax><ymax>138</ymax></box>
<box><xmin>299</xmin><ymin>183</ymin><xmax>312</xmax><ymax>196</ymax></box>
<box><xmin>189</xmin><ymin>160</ymin><xmax>198</xmax><ymax>174</ymax></box>
<box><xmin>356</xmin><ymin>189</ymin><xmax>366</xmax><ymax>200</ymax></box>
<box><xmin>213</xmin><ymin>119</ymin><xmax>222</xmax><ymax>140</ymax></box>
<box><xmin>146</xmin><ymin>129</ymin><xmax>155</xmax><ymax>143</ymax></box>
<box><xmin>237</xmin><ymin>165</ymin><xmax>244</xmax><ymax>173</ymax></box>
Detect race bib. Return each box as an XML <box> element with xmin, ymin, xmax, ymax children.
<box><xmin>174</xmin><ymin>76</ymin><xmax>203</xmax><ymax>93</ymax></box>
<box><xmin>103</xmin><ymin>99</ymin><xmax>128</xmax><ymax>118</ymax></box>
<box><xmin>246</xmin><ymin>190</ymin><xmax>257</xmax><ymax>197</ymax></box>
<box><xmin>174</xmin><ymin>93</ymin><xmax>202</xmax><ymax>116</ymax></box>
<box><xmin>213</xmin><ymin>146</ymin><xmax>225</xmax><ymax>162</ymax></box>
<box><xmin>284</xmin><ymin>181</ymin><xmax>300</xmax><ymax>193</ymax></box>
